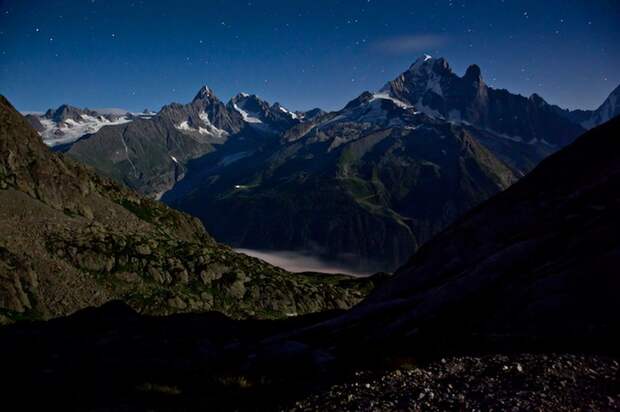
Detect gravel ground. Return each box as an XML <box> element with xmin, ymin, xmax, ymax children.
<box><xmin>288</xmin><ymin>354</ymin><xmax>620</xmax><ymax>411</ymax></box>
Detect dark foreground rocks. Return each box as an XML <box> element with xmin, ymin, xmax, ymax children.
<box><xmin>289</xmin><ymin>354</ymin><xmax>620</xmax><ymax>412</ymax></box>
<box><xmin>0</xmin><ymin>300</ymin><xmax>618</xmax><ymax>411</ymax></box>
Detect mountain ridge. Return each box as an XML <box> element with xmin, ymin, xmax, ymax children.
<box><xmin>0</xmin><ymin>95</ymin><xmax>379</xmax><ymax>324</ymax></box>
<box><xmin>381</xmin><ymin>55</ymin><xmax>586</xmax><ymax>147</ymax></box>
<box><xmin>21</xmin><ymin>57</ymin><xmax>620</xmax><ymax>271</ymax></box>
<box><xmin>0</xmin><ymin>114</ymin><xmax>617</xmax><ymax>411</ymax></box>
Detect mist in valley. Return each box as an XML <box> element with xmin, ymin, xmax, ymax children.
<box><xmin>235</xmin><ymin>249</ymin><xmax>380</xmax><ymax>277</ymax></box>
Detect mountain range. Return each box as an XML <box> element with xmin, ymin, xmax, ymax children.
<box><xmin>23</xmin><ymin>56</ymin><xmax>620</xmax><ymax>270</ymax></box>
<box><xmin>2</xmin><ymin>106</ymin><xmax>617</xmax><ymax>410</ymax></box>
<box><xmin>24</xmin><ymin>105</ymin><xmax>156</xmax><ymax>148</ymax></box>
<box><xmin>0</xmin><ymin>96</ymin><xmax>379</xmax><ymax>324</ymax></box>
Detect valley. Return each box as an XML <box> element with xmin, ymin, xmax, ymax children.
<box><xmin>25</xmin><ymin>56</ymin><xmax>619</xmax><ymax>271</ymax></box>
<box><xmin>1</xmin><ymin>1</ymin><xmax>619</xmax><ymax>409</ymax></box>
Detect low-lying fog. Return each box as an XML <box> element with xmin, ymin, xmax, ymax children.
<box><xmin>235</xmin><ymin>249</ymin><xmax>376</xmax><ymax>277</ymax></box>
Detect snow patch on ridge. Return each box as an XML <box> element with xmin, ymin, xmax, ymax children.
<box><xmin>39</xmin><ymin>115</ymin><xmax>133</xmax><ymax>147</ymax></box>
<box><xmin>232</xmin><ymin>103</ymin><xmax>263</xmax><ymax>123</ymax></box>
<box><xmin>198</xmin><ymin>111</ymin><xmax>229</xmax><ymax>137</ymax></box>
<box><xmin>176</xmin><ymin>120</ymin><xmax>192</xmax><ymax>131</ymax></box>
<box><xmin>278</xmin><ymin>105</ymin><xmax>298</xmax><ymax>119</ymax></box>
<box><xmin>175</xmin><ymin>113</ymin><xmax>228</xmax><ymax>138</ymax></box>
<box><xmin>371</xmin><ymin>93</ymin><xmax>412</xmax><ymax>109</ymax></box>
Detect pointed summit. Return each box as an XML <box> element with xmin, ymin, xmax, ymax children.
<box><xmin>464</xmin><ymin>64</ymin><xmax>482</xmax><ymax>81</ymax></box>
<box><xmin>193</xmin><ymin>85</ymin><xmax>215</xmax><ymax>102</ymax></box>
<box><xmin>529</xmin><ymin>93</ymin><xmax>547</xmax><ymax>106</ymax></box>
<box><xmin>408</xmin><ymin>55</ymin><xmax>451</xmax><ymax>74</ymax></box>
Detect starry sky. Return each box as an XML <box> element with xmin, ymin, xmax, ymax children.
<box><xmin>1</xmin><ymin>0</ymin><xmax>619</xmax><ymax>113</ymax></box>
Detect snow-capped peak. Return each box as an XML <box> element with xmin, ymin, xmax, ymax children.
<box><xmin>408</xmin><ymin>55</ymin><xmax>451</xmax><ymax>74</ymax></box>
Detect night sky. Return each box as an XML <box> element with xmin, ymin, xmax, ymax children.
<box><xmin>1</xmin><ymin>0</ymin><xmax>618</xmax><ymax>113</ymax></box>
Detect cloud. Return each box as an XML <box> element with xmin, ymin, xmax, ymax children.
<box><xmin>370</xmin><ymin>34</ymin><xmax>448</xmax><ymax>55</ymax></box>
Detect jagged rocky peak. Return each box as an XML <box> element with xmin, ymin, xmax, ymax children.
<box><xmin>226</xmin><ymin>92</ymin><xmax>299</xmax><ymax>129</ymax></box>
<box><xmin>270</xmin><ymin>101</ymin><xmax>285</xmax><ymax>110</ymax></box>
<box><xmin>227</xmin><ymin>92</ymin><xmax>270</xmax><ymax>124</ymax></box>
<box><xmin>344</xmin><ymin>91</ymin><xmax>375</xmax><ymax>110</ymax></box>
<box><xmin>44</xmin><ymin>104</ymin><xmax>90</xmax><ymax>123</ymax></box>
<box><xmin>298</xmin><ymin>107</ymin><xmax>325</xmax><ymax>121</ymax></box>
<box><xmin>407</xmin><ymin>55</ymin><xmax>452</xmax><ymax>75</ymax></box>
<box><xmin>379</xmin><ymin>55</ymin><xmax>584</xmax><ymax>146</ymax></box>
<box><xmin>464</xmin><ymin>64</ymin><xmax>483</xmax><ymax>83</ymax></box>
<box><xmin>230</xmin><ymin>92</ymin><xmax>270</xmax><ymax>111</ymax></box>
<box><xmin>529</xmin><ymin>93</ymin><xmax>547</xmax><ymax>106</ymax></box>
<box><xmin>271</xmin><ymin>102</ymin><xmax>299</xmax><ymax>119</ymax></box>
<box><xmin>231</xmin><ymin>92</ymin><xmax>258</xmax><ymax>102</ymax></box>
<box><xmin>379</xmin><ymin>55</ymin><xmax>453</xmax><ymax>101</ymax></box>
<box><xmin>190</xmin><ymin>85</ymin><xmax>246</xmax><ymax>131</ymax></box>
<box><xmin>192</xmin><ymin>85</ymin><xmax>217</xmax><ymax>102</ymax></box>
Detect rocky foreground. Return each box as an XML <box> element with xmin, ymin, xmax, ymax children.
<box><xmin>289</xmin><ymin>353</ymin><xmax>620</xmax><ymax>411</ymax></box>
